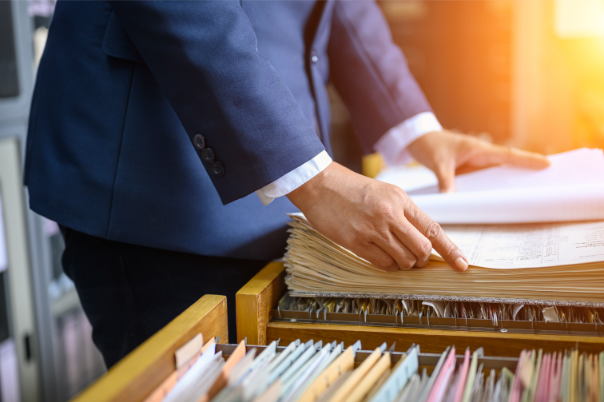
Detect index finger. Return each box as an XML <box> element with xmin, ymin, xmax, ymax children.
<box><xmin>506</xmin><ymin>146</ymin><xmax>551</xmax><ymax>169</ymax></box>
<box><xmin>405</xmin><ymin>203</ymin><xmax>468</xmax><ymax>271</ymax></box>
<box><xmin>490</xmin><ymin>144</ymin><xmax>551</xmax><ymax>170</ymax></box>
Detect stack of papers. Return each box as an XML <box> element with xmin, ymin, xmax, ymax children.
<box><xmin>284</xmin><ymin>148</ymin><xmax>604</xmax><ymax>303</ymax></box>
<box><xmin>284</xmin><ymin>214</ymin><xmax>604</xmax><ymax>303</ymax></box>
<box><xmin>376</xmin><ymin>148</ymin><xmax>604</xmax><ymax>224</ymax></box>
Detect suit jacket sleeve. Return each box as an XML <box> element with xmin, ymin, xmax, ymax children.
<box><xmin>328</xmin><ymin>0</ymin><xmax>434</xmax><ymax>154</ymax></box>
<box><xmin>108</xmin><ymin>0</ymin><xmax>325</xmax><ymax>204</ymax></box>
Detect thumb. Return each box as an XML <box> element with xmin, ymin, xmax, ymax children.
<box><xmin>434</xmin><ymin>162</ymin><xmax>456</xmax><ymax>193</ymax></box>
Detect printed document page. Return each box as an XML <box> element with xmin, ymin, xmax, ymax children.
<box><xmin>436</xmin><ymin>221</ymin><xmax>604</xmax><ymax>268</ymax></box>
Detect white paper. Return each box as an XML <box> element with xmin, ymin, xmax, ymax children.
<box><xmin>453</xmin><ymin>148</ymin><xmax>604</xmax><ymax>192</ymax></box>
<box><xmin>0</xmin><ymin>195</ymin><xmax>6</xmax><ymax>273</ymax></box>
<box><xmin>440</xmin><ymin>220</ymin><xmax>604</xmax><ymax>268</ymax></box>
<box><xmin>413</xmin><ymin>183</ymin><xmax>604</xmax><ymax>224</ymax></box>
<box><xmin>378</xmin><ymin>148</ymin><xmax>604</xmax><ymax>193</ymax></box>
<box><xmin>182</xmin><ymin>357</ymin><xmax>225</xmax><ymax>402</ymax></box>
<box><xmin>164</xmin><ymin>343</ymin><xmax>217</xmax><ymax>402</ymax></box>
<box><xmin>376</xmin><ymin>148</ymin><xmax>604</xmax><ymax>224</ymax></box>
<box><xmin>376</xmin><ymin>164</ymin><xmax>438</xmax><ymax>194</ymax></box>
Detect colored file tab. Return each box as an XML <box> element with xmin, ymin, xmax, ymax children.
<box><xmin>368</xmin><ymin>345</ymin><xmax>419</xmax><ymax>402</ymax></box>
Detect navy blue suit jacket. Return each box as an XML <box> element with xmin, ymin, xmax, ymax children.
<box><xmin>25</xmin><ymin>0</ymin><xmax>432</xmax><ymax>260</ymax></box>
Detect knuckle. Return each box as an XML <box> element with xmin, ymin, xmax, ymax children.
<box><xmin>395</xmin><ymin>188</ymin><xmax>410</xmax><ymax>206</ymax></box>
<box><xmin>418</xmin><ymin>240</ymin><xmax>433</xmax><ymax>258</ymax></box>
<box><xmin>392</xmin><ymin>186</ymin><xmax>406</xmax><ymax>199</ymax></box>
<box><xmin>425</xmin><ymin>222</ymin><xmax>443</xmax><ymax>241</ymax></box>
<box><xmin>445</xmin><ymin>243</ymin><xmax>459</xmax><ymax>258</ymax></box>
<box><xmin>400</xmin><ymin>257</ymin><xmax>416</xmax><ymax>270</ymax></box>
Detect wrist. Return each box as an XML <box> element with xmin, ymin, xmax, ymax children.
<box><xmin>406</xmin><ymin>130</ymin><xmax>440</xmax><ymax>160</ymax></box>
<box><xmin>287</xmin><ymin>161</ymin><xmax>334</xmax><ymax>210</ymax></box>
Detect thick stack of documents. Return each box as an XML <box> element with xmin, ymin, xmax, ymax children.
<box><xmin>150</xmin><ymin>334</ymin><xmax>604</xmax><ymax>402</ymax></box>
<box><xmin>284</xmin><ymin>149</ymin><xmax>604</xmax><ymax>305</ymax></box>
<box><xmin>284</xmin><ymin>215</ymin><xmax>604</xmax><ymax>304</ymax></box>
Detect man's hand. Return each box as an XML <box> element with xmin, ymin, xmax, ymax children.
<box><xmin>408</xmin><ymin>130</ymin><xmax>551</xmax><ymax>193</ymax></box>
<box><xmin>287</xmin><ymin>162</ymin><xmax>468</xmax><ymax>272</ymax></box>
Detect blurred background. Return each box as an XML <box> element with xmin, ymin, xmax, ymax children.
<box><xmin>332</xmin><ymin>0</ymin><xmax>604</xmax><ymax>174</ymax></box>
<box><xmin>1</xmin><ymin>0</ymin><xmax>604</xmax><ymax>401</ymax></box>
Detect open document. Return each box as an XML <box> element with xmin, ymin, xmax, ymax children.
<box><xmin>435</xmin><ymin>221</ymin><xmax>604</xmax><ymax>269</ymax></box>
<box><xmin>284</xmin><ymin>214</ymin><xmax>604</xmax><ymax>303</ymax></box>
<box><xmin>376</xmin><ymin>148</ymin><xmax>604</xmax><ymax>224</ymax></box>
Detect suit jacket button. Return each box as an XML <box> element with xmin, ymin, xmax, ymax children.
<box><xmin>211</xmin><ymin>162</ymin><xmax>225</xmax><ymax>177</ymax></box>
<box><xmin>202</xmin><ymin>148</ymin><xmax>215</xmax><ymax>163</ymax></box>
<box><xmin>193</xmin><ymin>134</ymin><xmax>206</xmax><ymax>150</ymax></box>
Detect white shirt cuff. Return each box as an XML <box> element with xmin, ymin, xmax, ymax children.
<box><xmin>374</xmin><ymin>112</ymin><xmax>442</xmax><ymax>166</ymax></box>
<box><xmin>255</xmin><ymin>150</ymin><xmax>332</xmax><ymax>206</ymax></box>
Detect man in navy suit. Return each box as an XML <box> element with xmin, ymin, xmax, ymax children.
<box><xmin>25</xmin><ymin>0</ymin><xmax>548</xmax><ymax>367</ymax></box>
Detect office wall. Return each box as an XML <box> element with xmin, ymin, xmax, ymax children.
<box><xmin>513</xmin><ymin>0</ymin><xmax>604</xmax><ymax>154</ymax></box>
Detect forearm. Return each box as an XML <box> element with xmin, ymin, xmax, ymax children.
<box><xmin>109</xmin><ymin>1</ymin><xmax>325</xmax><ymax>204</ymax></box>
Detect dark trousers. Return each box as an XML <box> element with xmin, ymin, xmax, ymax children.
<box><xmin>60</xmin><ymin>226</ymin><xmax>268</xmax><ymax>368</ymax></box>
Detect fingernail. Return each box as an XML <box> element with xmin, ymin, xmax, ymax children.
<box><xmin>455</xmin><ymin>257</ymin><xmax>468</xmax><ymax>271</ymax></box>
